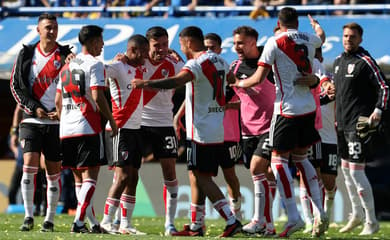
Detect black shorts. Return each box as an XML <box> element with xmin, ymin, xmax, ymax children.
<box><xmin>61</xmin><ymin>134</ymin><xmax>104</xmax><ymax>169</ymax></box>
<box><xmin>337</xmin><ymin>130</ymin><xmax>373</xmax><ymax>163</ymax></box>
<box><xmin>318</xmin><ymin>143</ymin><xmax>338</xmax><ymax>175</ymax></box>
<box><xmin>270</xmin><ymin>113</ymin><xmax>320</xmax><ymax>153</ymax></box>
<box><xmin>307</xmin><ymin>143</ymin><xmax>321</xmax><ymax>168</ymax></box>
<box><xmin>186</xmin><ymin>141</ymin><xmax>224</xmax><ymax>176</ymax></box>
<box><xmin>218</xmin><ymin>141</ymin><xmax>243</xmax><ymax>169</ymax></box>
<box><xmin>19</xmin><ymin>123</ymin><xmax>61</xmax><ymax>162</ymax></box>
<box><xmin>113</xmin><ymin>128</ymin><xmax>143</xmax><ymax>169</ymax></box>
<box><xmin>104</xmin><ymin>130</ymin><xmax>114</xmax><ymax>169</ymax></box>
<box><xmin>141</xmin><ymin>126</ymin><xmax>178</xmax><ymax>159</ymax></box>
<box><xmin>242</xmin><ymin>133</ymin><xmax>271</xmax><ymax>169</ymax></box>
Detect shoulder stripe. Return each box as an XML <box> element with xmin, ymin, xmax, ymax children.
<box><xmin>10</xmin><ymin>60</ymin><xmax>33</xmax><ymax>115</ymax></box>
<box><xmin>357</xmin><ymin>53</ymin><xmax>389</xmax><ymax>109</ymax></box>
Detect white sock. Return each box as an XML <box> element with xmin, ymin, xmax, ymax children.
<box><xmin>75</xmin><ymin>182</ymin><xmax>82</xmax><ymax>200</ymax></box>
<box><xmin>318</xmin><ymin>179</ymin><xmax>325</xmax><ymax>208</ymax></box>
<box><xmin>341</xmin><ymin>160</ymin><xmax>363</xmax><ymax>218</ymax></box>
<box><xmin>349</xmin><ymin>162</ymin><xmax>377</xmax><ymax>224</ymax></box>
<box><xmin>213</xmin><ymin>198</ymin><xmax>236</xmax><ymax>225</ymax></box>
<box><xmin>271</xmin><ymin>157</ymin><xmax>300</xmax><ymax>223</ymax></box>
<box><xmin>120</xmin><ymin>194</ymin><xmax>135</xmax><ymax>229</ymax></box>
<box><xmin>190</xmin><ymin>203</ymin><xmax>205</xmax><ymax>229</ymax></box>
<box><xmin>295</xmin><ymin>157</ymin><xmax>324</xmax><ymax>217</ymax></box>
<box><xmin>324</xmin><ymin>186</ymin><xmax>336</xmax><ymax>219</ymax></box>
<box><xmin>252</xmin><ymin>174</ymin><xmax>266</xmax><ymax>222</ymax></box>
<box><xmin>164</xmin><ymin>179</ymin><xmax>178</xmax><ymax>228</ymax></box>
<box><xmin>74</xmin><ymin>179</ymin><xmax>96</xmax><ymax>226</ymax></box>
<box><xmin>300</xmin><ymin>187</ymin><xmax>313</xmax><ymax>224</ymax></box>
<box><xmin>262</xmin><ymin>178</ymin><xmax>274</xmax><ymax>229</ymax></box>
<box><xmin>101</xmin><ymin>197</ymin><xmax>120</xmax><ymax>225</ymax></box>
<box><xmin>268</xmin><ymin>180</ymin><xmax>276</xmax><ymax>199</ymax></box>
<box><xmin>45</xmin><ymin>173</ymin><xmax>61</xmax><ymax>223</ymax></box>
<box><xmin>114</xmin><ymin>208</ymin><xmax>121</xmax><ymax>224</ymax></box>
<box><xmin>229</xmin><ymin>195</ymin><xmax>242</xmax><ymax>221</ymax></box>
<box><xmin>21</xmin><ymin>165</ymin><xmax>38</xmax><ymax>218</ymax></box>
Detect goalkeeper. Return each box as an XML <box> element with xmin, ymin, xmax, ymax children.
<box><xmin>333</xmin><ymin>22</ymin><xmax>389</xmax><ymax>236</ymax></box>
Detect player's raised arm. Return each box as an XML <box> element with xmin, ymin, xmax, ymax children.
<box><xmin>308</xmin><ymin>14</ymin><xmax>325</xmax><ymax>43</ymax></box>
<box><xmin>132</xmin><ymin>70</ymin><xmax>193</xmax><ymax>90</ymax></box>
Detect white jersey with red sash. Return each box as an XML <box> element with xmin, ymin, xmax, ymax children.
<box><xmin>57</xmin><ymin>53</ymin><xmax>105</xmax><ymax>139</ymax></box>
<box><xmin>24</xmin><ymin>43</ymin><xmax>63</xmax><ymax>124</ymax></box>
<box><xmin>141</xmin><ymin>56</ymin><xmax>184</xmax><ymax>126</ymax></box>
<box><xmin>105</xmin><ymin>61</ymin><xmax>144</xmax><ymax>129</ymax></box>
<box><xmin>182</xmin><ymin>50</ymin><xmax>230</xmax><ymax>144</ymax></box>
<box><xmin>259</xmin><ymin>29</ymin><xmax>322</xmax><ymax>117</ymax></box>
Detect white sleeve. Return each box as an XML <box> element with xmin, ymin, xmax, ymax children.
<box><xmin>259</xmin><ymin>37</ymin><xmax>276</xmax><ymax>66</ymax></box>
<box><xmin>312</xmin><ymin>58</ymin><xmax>327</xmax><ymax>80</ymax></box>
<box><xmin>104</xmin><ymin>61</ymin><xmax>121</xmax><ymax>80</ymax></box>
<box><xmin>90</xmin><ymin>61</ymin><xmax>105</xmax><ymax>88</ymax></box>
<box><xmin>183</xmin><ymin>59</ymin><xmax>200</xmax><ymax>82</ymax></box>
<box><xmin>309</xmin><ymin>33</ymin><xmax>322</xmax><ymax>49</ymax></box>
<box><xmin>174</xmin><ymin>60</ymin><xmax>185</xmax><ymax>75</ymax></box>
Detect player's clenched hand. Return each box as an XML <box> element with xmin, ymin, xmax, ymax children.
<box><xmin>114</xmin><ymin>53</ymin><xmax>128</xmax><ymax>63</ymax></box>
<box><xmin>110</xmin><ymin>119</ymin><xmax>118</xmax><ymax>137</ymax></box>
<box><xmin>131</xmin><ymin>78</ymin><xmax>147</xmax><ymax>89</ymax></box>
<box><xmin>47</xmin><ymin>111</ymin><xmax>59</xmax><ymax>120</ymax></box>
<box><xmin>229</xmin><ymin>77</ymin><xmax>243</xmax><ymax>88</ymax></box>
<box><xmin>35</xmin><ymin>107</ymin><xmax>48</xmax><ymax>119</ymax></box>
<box><xmin>65</xmin><ymin>53</ymin><xmax>76</xmax><ymax>64</ymax></box>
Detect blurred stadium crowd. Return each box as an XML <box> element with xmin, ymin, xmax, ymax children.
<box><xmin>1</xmin><ymin>0</ymin><xmax>390</xmax><ymax>18</ymax></box>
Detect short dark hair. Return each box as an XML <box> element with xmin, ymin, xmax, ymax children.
<box><xmin>233</xmin><ymin>26</ymin><xmax>258</xmax><ymax>40</ymax></box>
<box><xmin>78</xmin><ymin>25</ymin><xmax>103</xmax><ymax>45</ymax></box>
<box><xmin>278</xmin><ymin>7</ymin><xmax>298</xmax><ymax>27</ymax></box>
<box><xmin>128</xmin><ymin>34</ymin><xmax>149</xmax><ymax>47</ymax></box>
<box><xmin>204</xmin><ymin>33</ymin><xmax>222</xmax><ymax>46</ymax></box>
<box><xmin>343</xmin><ymin>22</ymin><xmax>363</xmax><ymax>37</ymax></box>
<box><xmin>179</xmin><ymin>26</ymin><xmax>204</xmax><ymax>43</ymax></box>
<box><xmin>38</xmin><ymin>13</ymin><xmax>57</xmax><ymax>23</ymax></box>
<box><xmin>146</xmin><ymin>26</ymin><xmax>168</xmax><ymax>41</ymax></box>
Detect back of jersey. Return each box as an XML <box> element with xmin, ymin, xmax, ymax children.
<box><xmin>260</xmin><ymin>29</ymin><xmax>322</xmax><ymax>117</ymax></box>
<box><xmin>183</xmin><ymin>51</ymin><xmax>230</xmax><ymax>144</ymax></box>
<box><xmin>58</xmin><ymin>53</ymin><xmax>105</xmax><ymax>139</ymax></box>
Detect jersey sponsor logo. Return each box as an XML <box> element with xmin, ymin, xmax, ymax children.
<box><xmin>208</xmin><ymin>106</ymin><xmax>225</xmax><ymax>113</ymax></box>
<box><xmin>240</xmin><ymin>73</ymin><xmax>248</xmax><ymax>79</ymax></box>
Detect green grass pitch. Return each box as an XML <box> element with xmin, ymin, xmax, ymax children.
<box><xmin>0</xmin><ymin>214</ymin><xmax>388</xmax><ymax>239</ymax></box>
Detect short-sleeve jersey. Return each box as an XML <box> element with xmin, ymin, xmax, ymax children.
<box><xmin>105</xmin><ymin>61</ymin><xmax>144</xmax><ymax>130</ymax></box>
<box><xmin>58</xmin><ymin>53</ymin><xmax>105</xmax><ymax>139</ymax></box>
<box><xmin>182</xmin><ymin>51</ymin><xmax>230</xmax><ymax>144</ymax></box>
<box><xmin>24</xmin><ymin>43</ymin><xmax>63</xmax><ymax>125</ymax></box>
<box><xmin>259</xmin><ymin>29</ymin><xmax>322</xmax><ymax>116</ymax></box>
<box><xmin>141</xmin><ymin>56</ymin><xmax>184</xmax><ymax>126</ymax></box>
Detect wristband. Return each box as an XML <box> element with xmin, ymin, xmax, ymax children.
<box><xmin>10</xmin><ymin>126</ymin><xmax>18</xmax><ymax>136</ymax></box>
<box><xmin>238</xmin><ymin>81</ymin><xmax>245</xmax><ymax>88</ymax></box>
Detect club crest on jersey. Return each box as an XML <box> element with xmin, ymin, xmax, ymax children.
<box><xmin>161</xmin><ymin>68</ymin><xmax>169</xmax><ymax>78</ymax></box>
<box><xmin>347</xmin><ymin>64</ymin><xmax>355</xmax><ymax>74</ymax></box>
<box><xmin>53</xmin><ymin>60</ymin><xmax>61</xmax><ymax>70</ymax></box>
<box><xmin>121</xmin><ymin>151</ymin><xmax>129</xmax><ymax>161</ymax></box>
